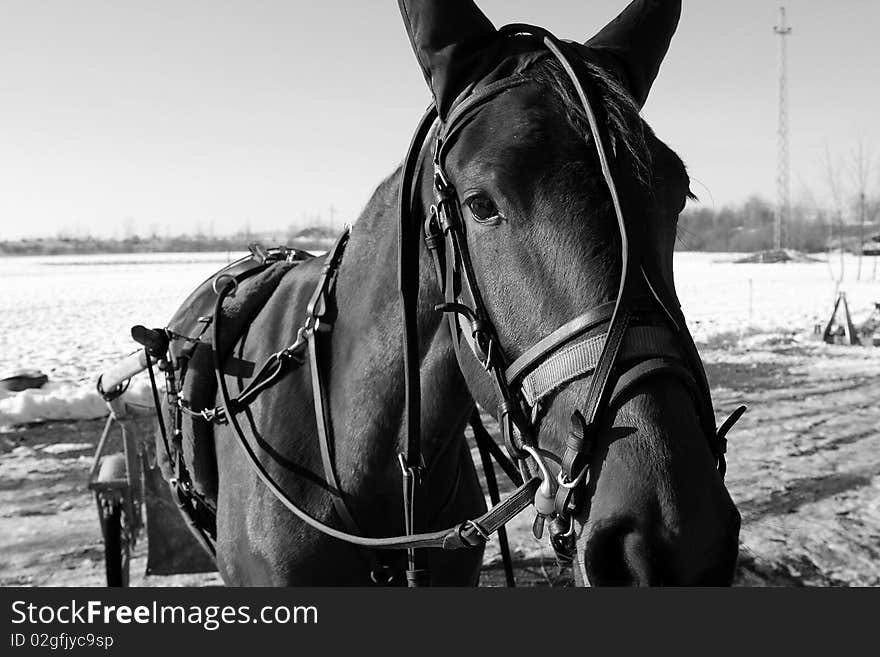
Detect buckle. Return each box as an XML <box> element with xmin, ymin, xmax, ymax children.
<box><xmin>424</xmin><ymin>207</ymin><xmax>443</xmax><ymax>250</ymax></box>
<box><xmin>461</xmin><ymin>519</ymin><xmax>490</xmax><ymax>542</ymax></box>
<box><xmin>557</xmin><ymin>466</ymin><xmax>589</xmax><ymax>490</ymax></box>
<box><xmin>397</xmin><ymin>453</ymin><xmax>425</xmax><ymax>481</ymax></box>
<box><xmin>248</xmin><ymin>242</ymin><xmax>269</xmax><ymax>264</ymax></box>
<box><xmin>474</xmin><ymin>332</ymin><xmax>494</xmax><ymax>371</ymax></box>
<box><xmin>201</xmin><ymin>407</ymin><xmax>226</xmax><ymax>424</ymax></box>
<box><xmin>549</xmin><ymin>515</ymin><xmax>576</xmax><ymax>565</ymax></box>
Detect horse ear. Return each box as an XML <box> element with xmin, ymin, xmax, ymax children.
<box><xmin>397</xmin><ymin>0</ymin><xmax>498</xmax><ymax>119</ymax></box>
<box><xmin>584</xmin><ymin>0</ymin><xmax>681</xmax><ymax>108</ymax></box>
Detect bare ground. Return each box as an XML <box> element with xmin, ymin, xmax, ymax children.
<box><xmin>2</xmin><ymin>335</ymin><xmax>878</xmax><ymax>587</ymax></box>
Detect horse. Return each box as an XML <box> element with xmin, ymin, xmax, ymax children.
<box><xmin>157</xmin><ymin>0</ymin><xmax>742</xmax><ymax>586</ymax></box>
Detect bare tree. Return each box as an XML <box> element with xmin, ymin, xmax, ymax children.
<box><xmin>850</xmin><ymin>140</ymin><xmax>876</xmax><ymax>280</ymax></box>
<box><xmin>823</xmin><ymin>146</ymin><xmax>846</xmax><ymax>290</ymax></box>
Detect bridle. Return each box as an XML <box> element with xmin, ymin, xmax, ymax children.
<box><xmin>150</xmin><ymin>24</ymin><xmax>744</xmax><ymax>587</ymax></box>
<box><xmin>401</xmin><ymin>24</ymin><xmax>744</xmax><ymax>562</ymax></box>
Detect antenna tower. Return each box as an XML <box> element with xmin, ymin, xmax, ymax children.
<box><xmin>773</xmin><ymin>5</ymin><xmax>792</xmax><ymax>251</ymax></box>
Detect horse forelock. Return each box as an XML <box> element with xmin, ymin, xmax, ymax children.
<box><xmin>527</xmin><ymin>56</ymin><xmax>651</xmax><ymax>183</ymax></box>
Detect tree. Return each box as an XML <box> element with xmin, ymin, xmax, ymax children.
<box><xmin>823</xmin><ymin>147</ymin><xmax>846</xmax><ymax>286</ymax></box>
<box><xmin>850</xmin><ymin>141</ymin><xmax>880</xmax><ymax>280</ymax></box>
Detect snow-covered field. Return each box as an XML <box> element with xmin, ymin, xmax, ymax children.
<box><xmin>677</xmin><ymin>252</ymin><xmax>880</xmax><ymax>343</ymax></box>
<box><xmin>1</xmin><ymin>251</ymin><xmax>879</xmax><ymax>427</ymax></box>
<box><xmin>0</xmin><ymin>252</ymin><xmax>247</xmax><ymax>427</ymax></box>
<box><xmin>2</xmin><ymin>250</ymin><xmax>880</xmax><ymax>587</ymax></box>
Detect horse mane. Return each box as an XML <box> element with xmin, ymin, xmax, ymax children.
<box><xmin>528</xmin><ymin>56</ymin><xmax>651</xmax><ymax>183</ymax></box>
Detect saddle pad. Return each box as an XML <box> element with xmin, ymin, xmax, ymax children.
<box><xmin>158</xmin><ymin>259</ymin><xmax>302</xmax><ymax>499</ymax></box>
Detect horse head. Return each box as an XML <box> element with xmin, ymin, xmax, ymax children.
<box><xmin>399</xmin><ymin>0</ymin><xmax>740</xmax><ymax>585</ymax></box>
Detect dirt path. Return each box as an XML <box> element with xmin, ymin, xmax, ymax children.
<box><xmin>2</xmin><ymin>335</ymin><xmax>878</xmax><ymax>587</ymax></box>
<box><xmin>707</xmin><ymin>336</ymin><xmax>880</xmax><ymax>586</ymax></box>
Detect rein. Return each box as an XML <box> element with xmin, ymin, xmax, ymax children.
<box><xmin>148</xmin><ymin>25</ymin><xmax>745</xmax><ymax>587</ymax></box>
<box><xmin>209</xmin><ymin>234</ymin><xmax>542</xmax><ymax>553</ymax></box>
<box><xmin>210</xmin><ymin>235</ymin><xmax>542</xmax><ymax>556</ymax></box>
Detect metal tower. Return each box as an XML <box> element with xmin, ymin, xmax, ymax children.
<box><xmin>773</xmin><ymin>6</ymin><xmax>792</xmax><ymax>251</ymax></box>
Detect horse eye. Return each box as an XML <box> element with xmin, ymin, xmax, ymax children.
<box><xmin>466</xmin><ymin>195</ymin><xmax>502</xmax><ymax>224</ymax></box>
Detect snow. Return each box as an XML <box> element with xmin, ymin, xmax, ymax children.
<box><xmin>1</xmin><ymin>250</ymin><xmax>879</xmax><ymax>428</ymax></box>
<box><xmin>39</xmin><ymin>443</ymin><xmax>93</xmax><ymax>455</ymax></box>
<box><xmin>0</xmin><ymin>252</ymin><xmax>239</xmax><ymax>428</ymax></box>
<box><xmin>0</xmin><ymin>378</ymin><xmax>157</xmax><ymax>427</ymax></box>
<box><xmin>675</xmin><ymin>252</ymin><xmax>880</xmax><ymax>343</ymax></box>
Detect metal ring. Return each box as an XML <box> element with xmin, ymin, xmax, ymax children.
<box><xmin>282</xmin><ymin>336</ymin><xmax>308</xmax><ymax>357</ymax></box>
<box><xmin>212</xmin><ymin>274</ymin><xmax>238</xmax><ymax>296</ymax></box>
<box><xmin>293</xmin><ymin>326</ymin><xmax>310</xmax><ymax>346</ymax></box>
<box><xmin>397</xmin><ymin>452</ymin><xmax>425</xmax><ymax>478</ymax></box>
<box><xmin>522</xmin><ymin>444</ymin><xmax>552</xmax><ymax>486</ymax></box>
<box><xmin>96</xmin><ymin>374</ymin><xmax>130</xmax><ymax>403</ymax></box>
<box><xmin>370</xmin><ymin>566</ymin><xmax>396</xmax><ymax>585</ymax></box>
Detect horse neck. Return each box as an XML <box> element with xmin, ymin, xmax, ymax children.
<box><xmin>326</xmin><ymin>169</ymin><xmax>474</xmax><ymax>481</ymax></box>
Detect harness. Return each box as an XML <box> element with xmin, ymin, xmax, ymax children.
<box><xmin>142</xmin><ymin>25</ymin><xmax>745</xmax><ymax>587</ymax></box>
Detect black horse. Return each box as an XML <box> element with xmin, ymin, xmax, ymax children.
<box><xmin>160</xmin><ymin>0</ymin><xmax>741</xmax><ymax>586</ymax></box>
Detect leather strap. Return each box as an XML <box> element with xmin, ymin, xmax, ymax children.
<box><xmin>609</xmin><ymin>356</ymin><xmax>700</xmax><ymax>409</ymax></box>
<box><xmin>437</xmin><ymin>75</ymin><xmax>531</xmax><ymax>164</ymax></box>
<box><xmin>518</xmin><ymin>324</ymin><xmax>681</xmax><ymax>407</ymax></box>
<box><xmin>309</xmin><ymin>341</ymin><xmax>354</xmax><ymax>536</ymax></box>
<box><xmin>441</xmin><ymin>477</ymin><xmax>541</xmax><ymax>549</ymax></box>
<box><xmin>398</xmin><ymin>106</ymin><xmax>438</xmax><ymax>586</ymax></box>
<box><xmin>505</xmin><ymin>301</ymin><xmax>617</xmax><ymax>384</ymax></box>
<box><xmin>471</xmin><ymin>411</ymin><xmax>516</xmax><ymax>586</ymax></box>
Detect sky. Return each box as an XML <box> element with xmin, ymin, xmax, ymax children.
<box><xmin>1</xmin><ymin>1</ymin><xmax>877</xmax><ymax>239</ymax></box>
